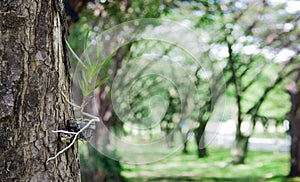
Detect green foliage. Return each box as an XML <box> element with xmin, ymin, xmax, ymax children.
<box><xmin>68</xmin><ymin>0</ymin><xmax>174</xmax><ymax>57</ymax></box>
<box><xmin>67</xmin><ymin>32</ymin><xmax>118</xmax><ymax>97</ymax></box>
<box><xmin>259</xmin><ymin>88</ymin><xmax>291</xmax><ymax>120</ymax></box>
<box><xmin>68</xmin><ymin>0</ymin><xmax>300</xmax><ymax>178</ymax></box>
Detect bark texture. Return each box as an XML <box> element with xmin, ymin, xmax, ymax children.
<box><xmin>0</xmin><ymin>0</ymin><xmax>80</xmax><ymax>181</ymax></box>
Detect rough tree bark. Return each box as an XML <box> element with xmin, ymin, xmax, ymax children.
<box><xmin>0</xmin><ymin>1</ymin><xmax>80</xmax><ymax>181</ymax></box>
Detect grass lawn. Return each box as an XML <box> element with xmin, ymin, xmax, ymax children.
<box><xmin>121</xmin><ymin>145</ymin><xmax>299</xmax><ymax>182</ymax></box>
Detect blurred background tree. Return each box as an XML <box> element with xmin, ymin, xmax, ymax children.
<box><xmin>64</xmin><ymin>0</ymin><xmax>300</xmax><ymax>181</ymax></box>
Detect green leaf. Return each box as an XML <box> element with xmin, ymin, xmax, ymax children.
<box><xmin>78</xmin><ymin>76</ymin><xmax>86</xmax><ymax>94</ymax></box>
<box><xmin>84</xmin><ymin>77</ymin><xmax>109</xmax><ymax>96</ymax></box>
<box><xmin>83</xmin><ymin>30</ymin><xmax>92</xmax><ymax>66</ymax></box>
<box><xmin>97</xmin><ymin>46</ymin><xmax>120</xmax><ymax>72</ymax></box>
<box><xmin>66</xmin><ymin>40</ymin><xmax>87</xmax><ymax>69</ymax></box>
<box><xmin>81</xmin><ymin>71</ymin><xmax>88</xmax><ymax>85</ymax></box>
<box><xmin>94</xmin><ymin>77</ymin><xmax>109</xmax><ymax>90</ymax></box>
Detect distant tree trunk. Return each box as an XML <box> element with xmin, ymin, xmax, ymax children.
<box><xmin>91</xmin><ymin>45</ymin><xmax>130</xmax><ymax>152</ymax></box>
<box><xmin>287</xmin><ymin>73</ymin><xmax>300</xmax><ymax>177</ymax></box>
<box><xmin>0</xmin><ymin>1</ymin><xmax>80</xmax><ymax>181</ymax></box>
<box><xmin>195</xmin><ymin>121</ymin><xmax>207</xmax><ymax>157</ymax></box>
<box><xmin>81</xmin><ymin>46</ymin><xmax>129</xmax><ymax>182</ymax></box>
<box><xmin>182</xmin><ymin>134</ymin><xmax>188</xmax><ymax>153</ymax></box>
<box><xmin>180</xmin><ymin>124</ymin><xmax>189</xmax><ymax>153</ymax></box>
<box><xmin>227</xmin><ymin>40</ymin><xmax>250</xmax><ymax>164</ymax></box>
<box><xmin>166</xmin><ymin>123</ymin><xmax>175</xmax><ymax>148</ymax></box>
<box><xmin>231</xmin><ymin>106</ymin><xmax>251</xmax><ymax>164</ymax></box>
<box><xmin>231</xmin><ymin>133</ymin><xmax>249</xmax><ymax>164</ymax></box>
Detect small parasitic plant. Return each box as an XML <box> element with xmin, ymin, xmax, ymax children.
<box><xmin>47</xmin><ymin>31</ymin><xmax>119</xmax><ymax>161</ymax></box>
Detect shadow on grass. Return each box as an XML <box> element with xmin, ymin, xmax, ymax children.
<box><xmin>128</xmin><ymin>175</ymin><xmax>294</xmax><ymax>182</ymax></box>
<box><xmin>122</xmin><ymin>146</ymin><xmax>291</xmax><ymax>182</ymax></box>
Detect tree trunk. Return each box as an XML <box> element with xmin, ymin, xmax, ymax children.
<box><xmin>287</xmin><ymin>76</ymin><xmax>300</xmax><ymax>177</ymax></box>
<box><xmin>288</xmin><ymin>134</ymin><xmax>300</xmax><ymax>177</ymax></box>
<box><xmin>197</xmin><ymin>131</ymin><xmax>207</xmax><ymax>157</ymax></box>
<box><xmin>195</xmin><ymin>121</ymin><xmax>207</xmax><ymax>158</ymax></box>
<box><xmin>0</xmin><ymin>1</ymin><xmax>80</xmax><ymax>181</ymax></box>
<box><xmin>231</xmin><ymin>133</ymin><xmax>249</xmax><ymax>164</ymax></box>
<box><xmin>181</xmin><ymin>129</ymin><xmax>188</xmax><ymax>153</ymax></box>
